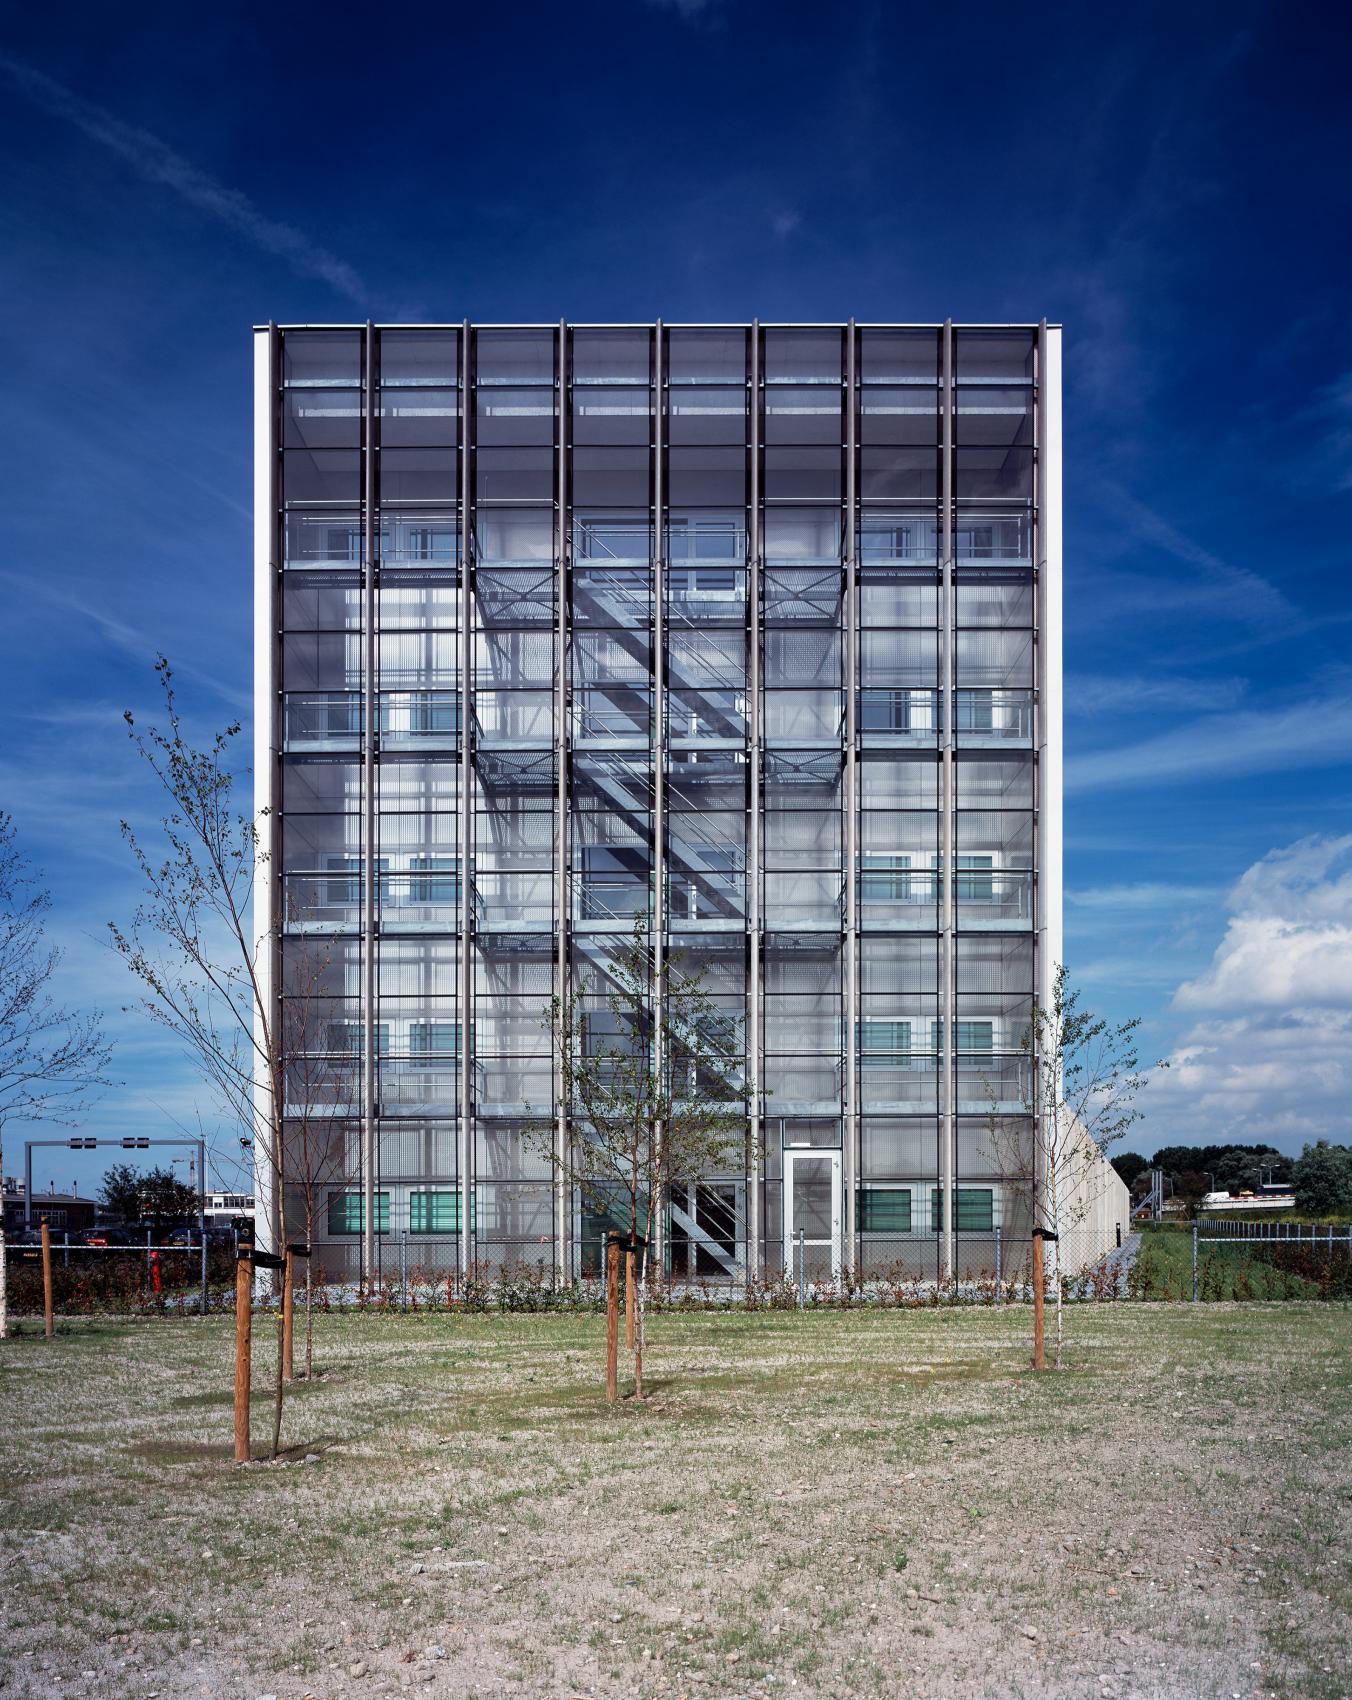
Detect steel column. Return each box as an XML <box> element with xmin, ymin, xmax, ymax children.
<box><xmin>940</xmin><ymin>319</ymin><xmax>955</xmax><ymax>1285</ymax></box>
<box><xmin>361</xmin><ymin>321</ymin><xmax>378</xmax><ymax>1291</ymax></box>
<box><xmin>747</xmin><ymin>320</ymin><xmax>763</xmax><ymax>1281</ymax></box>
<box><xmin>458</xmin><ymin>320</ymin><xmax>474</xmax><ymax>1280</ymax></box>
<box><xmin>252</xmin><ymin>322</ymin><xmax>281</xmax><ymax>1266</ymax></box>
<box><xmin>842</xmin><ymin>319</ymin><xmax>859</xmax><ymax>1279</ymax></box>
<box><xmin>555</xmin><ymin>319</ymin><xmax>570</xmax><ymax>1284</ymax></box>
<box><xmin>1034</xmin><ymin>319</ymin><xmax>1064</xmax><ymax>1257</ymax></box>
<box><xmin>652</xmin><ymin>320</ymin><xmax>666</xmax><ymax>1275</ymax></box>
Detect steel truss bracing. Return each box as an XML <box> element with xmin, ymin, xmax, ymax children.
<box><xmin>255</xmin><ymin>321</ymin><xmax>1062</xmax><ymax>1286</ymax></box>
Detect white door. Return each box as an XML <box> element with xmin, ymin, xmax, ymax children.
<box><xmin>784</xmin><ymin>1149</ymin><xmax>843</xmax><ymax>1281</ymax></box>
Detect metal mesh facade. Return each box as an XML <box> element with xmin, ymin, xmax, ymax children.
<box><xmin>253</xmin><ymin>321</ymin><xmax>1062</xmax><ymax>1288</ymax></box>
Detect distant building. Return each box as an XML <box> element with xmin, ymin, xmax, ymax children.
<box><xmin>205</xmin><ymin>1191</ymin><xmax>256</xmax><ymax>1224</ymax></box>
<box><xmin>2</xmin><ymin>1181</ymin><xmax>97</xmax><ymax>1235</ymax></box>
<box><xmin>255</xmin><ymin>320</ymin><xmax>1068</xmax><ymax>1285</ymax></box>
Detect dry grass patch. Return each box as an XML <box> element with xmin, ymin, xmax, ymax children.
<box><xmin>1</xmin><ymin>1305</ymin><xmax>1349</xmax><ymax>1699</ymax></box>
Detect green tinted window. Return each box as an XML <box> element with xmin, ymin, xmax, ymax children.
<box><xmin>326</xmin><ymin>1192</ymin><xmax>390</xmax><ymax>1235</ymax></box>
<box><xmin>859</xmin><ymin>1188</ymin><xmax>912</xmax><ymax>1233</ymax></box>
<box><xmin>930</xmin><ymin>1189</ymin><xmax>994</xmax><ymax>1232</ymax></box>
<box><xmin>409</xmin><ymin>1190</ymin><xmax>471</xmax><ymax>1233</ymax></box>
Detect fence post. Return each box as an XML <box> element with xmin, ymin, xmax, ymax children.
<box><xmin>146</xmin><ymin>1227</ymin><xmax>153</xmax><ymax>1281</ymax></box>
<box><xmin>1191</xmin><ymin>1222</ymin><xmax>1199</xmax><ymax>1303</ymax></box>
<box><xmin>797</xmin><ymin>1228</ymin><xmax>806</xmax><ymax>1308</ymax></box>
<box><xmin>994</xmin><ymin>1225</ymin><xmax>1002</xmax><ymax>1303</ymax></box>
<box><xmin>400</xmin><ymin>1231</ymin><xmax>409</xmax><ymax>1312</ymax></box>
<box><xmin>201</xmin><ymin>1230</ymin><xmax>209</xmax><ymax>1317</ymax></box>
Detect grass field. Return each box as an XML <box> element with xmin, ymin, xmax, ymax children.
<box><xmin>2</xmin><ymin>1306</ymin><xmax>1349</xmax><ymax>1700</ymax></box>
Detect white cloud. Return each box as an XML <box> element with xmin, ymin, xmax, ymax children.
<box><xmin>1068</xmin><ymin>672</ymin><xmax>1247</xmax><ymax>717</ymax></box>
<box><xmin>1174</xmin><ymin>836</ymin><xmax>1352</xmax><ymax>1011</ymax></box>
<box><xmin>1068</xmin><ymin>881</ymin><xmax>1217</xmax><ymax>912</ymax></box>
<box><xmin>1139</xmin><ymin>836</ymin><xmax>1352</xmax><ymax>1152</ymax></box>
<box><xmin>0</xmin><ymin>569</ymin><xmax>250</xmax><ymax>713</ymax></box>
<box><xmin>1102</xmin><ymin>485</ymin><xmax>1296</xmax><ymax>628</ymax></box>
<box><xmin>0</xmin><ymin>55</ymin><xmax>367</xmax><ymax>303</ymax></box>
<box><xmin>1068</xmin><ymin>688</ymin><xmax>1352</xmax><ymax>792</ymax></box>
<box><xmin>1153</xmin><ymin>1009</ymin><xmax>1352</xmax><ymax>1149</ymax></box>
<box><xmin>1301</xmin><ymin>369</ymin><xmax>1352</xmax><ymax>493</ymax></box>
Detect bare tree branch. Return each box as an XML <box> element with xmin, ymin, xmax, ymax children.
<box><xmin>986</xmin><ymin>964</ymin><xmax>1167</xmax><ymax>1366</ymax></box>
<box><xmin>110</xmin><ymin>658</ymin><xmax>343</xmax><ymax>1448</ymax></box>
<box><xmin>0</xmin><ymin>812</ymin><xmax>113</xmax><ymax>1337</ymax></box>
<box><xmin>533</xmin><ymin>919</ymin><xmax>748</xmax><ymax>1389</ymax></box>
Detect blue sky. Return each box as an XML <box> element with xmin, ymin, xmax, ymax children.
<box><xmin>3</xmin><ymin>0</ymin><xmax>1351</xmax><ymax>1195</ymax></box>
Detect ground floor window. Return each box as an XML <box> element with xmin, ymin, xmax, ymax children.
<box><xmin>326</xmin><ymin>1190</ymin><xmax>390</xmax><ymax>1236</ymax></box>
<box><xmin>409</xmin><ymin>1188</ymin><xmax>472</xmax><ymax>1233</ymax></box>
<box><xmin>930</xmin><ymin>1188</ymin><xmax>995</xmax><ymax>1232</ymax></box>
<box><xmin>858</xmin><ymin>1187</ymin><xmax>912</xmax><ymax>1233</ymax></box>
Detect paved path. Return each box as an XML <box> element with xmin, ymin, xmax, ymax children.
<box><xmin>1098</xmin><ymin>1230</ymin><xmax>1142</xmax><ymax>1294</ymax></box>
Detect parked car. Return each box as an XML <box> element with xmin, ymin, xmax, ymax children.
<box><xmin>79</xmin><ymin>1224</ymin><xmax>135</xmax><ymax>1248</ymax></box>
<box><xmin>164</xmin><ymin>1224</ymin><xmax>232</xmax><ymax>1249</ymax></box>
<box><xmin>7</xmin><ymin>1227</ymin><xmax>44</xmax><ymax>1262</ymax></box>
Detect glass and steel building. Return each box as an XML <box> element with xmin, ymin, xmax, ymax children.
<box><xmin>253</xmin><ymin>321</ymin><xmax>1062</xmax><ymax>1286</ymax></box>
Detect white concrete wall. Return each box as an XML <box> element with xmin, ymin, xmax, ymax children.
<box><xmin>1062</xmin><ymin>1118</ymin><xmax>1132</xmax><ymax>1262</ymax></box>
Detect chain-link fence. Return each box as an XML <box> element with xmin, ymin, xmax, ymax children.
<box><xmin>259</xmin><ymin>1217</ymin><xmax>1136</xmax><ymax>1312</ymax></box>
<box><xmin>3</xmin><ymin>1233</ymin><xmax>237</xmax><ymax>1317</ymax></box>
<box><xmin>1129</xmin><ymin>1217</ymin><xmax>1352</xmax><ymax>1305</ymax></box>
<box><xmin>33</xmin><ymin>1217</ymin><xmax>1352</xmax><ymax>1316</ymax></box>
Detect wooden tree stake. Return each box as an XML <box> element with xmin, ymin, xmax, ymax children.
<box><xmin>234</xmin><ymin>1255</ymin><xmax>252</xmax><ymax>1462</ymax></box>
<box><xmin>606</xmin><ymin>1233</ymin><xmax>620</xmax><ymax>1404</ymax></box>
<box><xmin>40</xmin><ymin>1218</ymin><xmax>53</xmax><ymax>1339</ymax></box>
<box><xmin>281</xmin><ymin>1247</ymin><xmax>295</xmax><ymax>1383</ymax></box>
<box><xmin>1031</xmin><ymin>1231</ymin><xmax>1047</xmax><ymax>1372</ymax></box>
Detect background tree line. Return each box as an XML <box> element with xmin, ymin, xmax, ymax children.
<box><xmin>1112</xmin><ymin>1141</ymin><xmax>1352</xmax><ymax>1216</ymax></box>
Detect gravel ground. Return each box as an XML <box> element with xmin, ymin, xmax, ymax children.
<box><xmin>0</xmin><ymin>1304</ymin><xmax>1348</xmax><ymax>1700</ymax></box>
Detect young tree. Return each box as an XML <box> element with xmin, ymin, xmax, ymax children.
<box><xmin>278</xmin><ymin>945</ymin><xmax>359</xmax><ymax>1380</ymax></box>
<box><xmin>97</xmin><ymin>1162</ymin><xmax>198</xmax><ymax>1230</ymax></box>
<box><xmin>109</xmin><ymin>659</ymin><xmax>329</xmax><ymax>1457</ymax></box>
<box><xmin>1292</xmin><ymin>1141</ymin><xmax>1352</xmax><ymax>1217</ymax></box>
<box><xmin>1110</xmin><ymin>1151</ymin><xmax>1148</xmax><ymax>1189</ymax></box>
<box><xmin>987</xmin><ymin>965</ymin><xmax>1164</xmax><ymax>1368</ymax></box>
<box><xmin>0</xmin><ymin>814</ymin><xmax>112</xmax><ymax>1338</ymax></box>
<box><xmin>537</xmin><ymin>920</ymin><xmax>746</xmax><ymax>1397</ymax></box>
<box><xmin>96</xmin><ymin>1161</ymin><xmax>145</xmax><ymax>1224</ymax></box>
